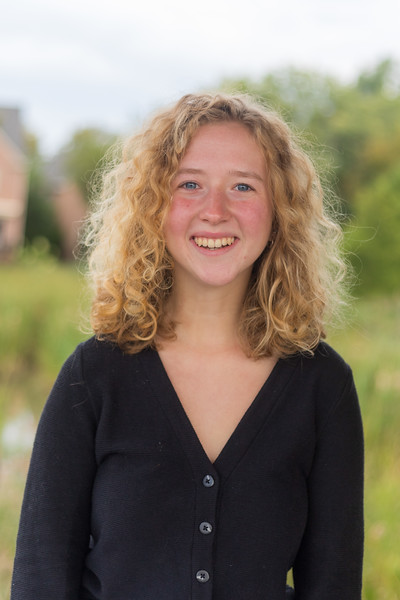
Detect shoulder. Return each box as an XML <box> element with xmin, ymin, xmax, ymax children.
<box><xmin>66</xmin><ymin>335</ymin><xmax>143</xmax><ymax>372</ymax></box>
<box><xmin>54</xmin><ymin>336</ymin><xmax>121</xmax><ymax>384</ymax></box>
<box><xmin>304</xmin><ymin>342</ymin><xmax>360</xmax><ymax>429</ymax></box>
<box><xmin>283</xmin><ymin>341</ymin><xmax>358</xmax><ymax>425</ymax></box>
<box><xmin>64</xmin><ymin>336</ymin><xmax>154</xmax><ymax>393</ymax></box>
<box><xmin>48</xmin><ymin>337</ymin><xmax>150</xmax><ymax>398</ymax></box>
<box><xmin>46</xmin><ymin>338</ymin><xmax>154</xmax><ymax>419</ymax></box>
<box><xmin>314</xmin><ymin>340</ymin><xmax>350</xmax><ymax>366</ymax></box>
<box><xmin>295</xmin><ymin>340</ymin><xmax>353</xmax><ymax>384</ymax></box>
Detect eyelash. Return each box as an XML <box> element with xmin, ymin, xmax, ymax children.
<box><xmin>235</xmin><ymin>183</ymin><xmax>254</xmax><ymax>192</ymax></box>
<box><xmin>179</xmin><ymin>182</ymin><xmax>254</xmax><ymax>192</ymax></box>
<box><xmin>180</xmin><ymin>181</ymin><xmax>199</xmax><ymax>190</ymax></box>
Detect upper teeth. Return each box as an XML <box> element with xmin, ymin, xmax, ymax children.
<box><xmin>194</xmin><ymin>237</ymin><xmax>235</xmax><ymax>249</ymax></box>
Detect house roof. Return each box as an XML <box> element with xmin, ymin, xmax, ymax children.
<box><xmin>0</xmin><ymin>107</ymin><xmax>26</xmax><ymax>155</ymax></box>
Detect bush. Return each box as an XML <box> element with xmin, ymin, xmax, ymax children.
<box><xmin>346</xmin><ymin>165</ymin><xmax>400</xmax><ymax>294</ymax></box>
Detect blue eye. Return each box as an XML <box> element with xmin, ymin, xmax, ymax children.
<box><xmin>235</xmin><ymin>183</ymin><xmax>253</xmax><ymax>192</ymax></box>
<box><xmin>181</xmin><ymin>181</ymin><xmax>199</xmax><ymax>190</ymax></box>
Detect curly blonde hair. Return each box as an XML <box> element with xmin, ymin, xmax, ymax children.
<box><xmin>83</xmin><ymin>92</ymin><xmax>348</xmax><ymax>358</ymax></box>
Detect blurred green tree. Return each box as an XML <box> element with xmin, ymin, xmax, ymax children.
<box><xmin>347</xmin><ymin>164</ymin><xmax>400</xmax><ymax>294</ymax></box>
<box><xmin>61</xmin><ymin>128</ymin><xmax>116</xmax><ymax>202</ymax></box>
<box><xmin>24</xmin><ymin>135</ymin><xmax>62</xmax><ymax>254</ymax></box>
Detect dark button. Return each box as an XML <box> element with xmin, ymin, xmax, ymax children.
<box><xmin>199</xmin><ymin>521</ymin><xmax>213</xmax><ymax>534</ymax></box>
<box><xmin>202</xmin><ymin>474</ymin><xmax>215</xmax><ymax>487</ymax></box>
<box><xmin>196</xmin><ymin>570</ymin><xmax>210</xmax><ymax>583</ymax></box>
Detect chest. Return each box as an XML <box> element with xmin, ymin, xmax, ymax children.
<box><xmin>157</xmin><ymin>348</ymin><xmax>277</xmax><ymax>463</ymax></box>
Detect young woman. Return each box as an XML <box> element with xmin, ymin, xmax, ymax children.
<box><xmin>12</xmin><ymin>93</ymin><xmax>364</xmax><ymax>599</ymax></box>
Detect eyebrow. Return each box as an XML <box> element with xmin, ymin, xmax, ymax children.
<box><xmin>174</xmin><ymin>168</ymin><xmax>265</xmax><ymax>182</ymax></box>
<box><xmin>229</xmin><ymin>170</ymin><xmax>265</xmax><ymax>182</ymax></box>
<box><xmin>174</xmin><ymin>168</ymin><xmax>205</xmax><ymax>176</ymax></box>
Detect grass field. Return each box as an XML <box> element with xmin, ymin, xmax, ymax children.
<box><xmin>1</xmin><ymin>257</ymin><xmax>399</xmax><ymax>599</ymax></box>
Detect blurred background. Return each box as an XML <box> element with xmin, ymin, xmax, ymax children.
<box><xmin>1</xmin><ymin>0</ymin><xmax>399</xmax><ymax>598</ymax></box>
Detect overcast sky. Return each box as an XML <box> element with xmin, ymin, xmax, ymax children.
<box><xmin>1</xmin><ymin>0</ymin><xmax>399</xmax><ymax>156</ymax></box>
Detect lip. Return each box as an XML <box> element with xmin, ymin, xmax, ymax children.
<box><xmin>190</xmin><ymin>235</ymin><xmax>238</xmax><ymax>254</ymax></box>
<box><xmin>191</xmin><ymin>232</ymin><xmax>237</xmax><ymax>239</ymax></box>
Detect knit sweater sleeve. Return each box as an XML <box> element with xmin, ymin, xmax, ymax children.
<box><xmin>11</xmin><ymin>343</ymin><xmax>97</xmax><ymax>600</ymax></box>
<box><xmin>292</xmin><ymin>368</ymin><xmax>364</xmax><ymax>600</ymax></box>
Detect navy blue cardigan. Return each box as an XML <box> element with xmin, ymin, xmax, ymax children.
<box><xmin>12</xmin><ymin>338</ymin><xmax>364</xmax><ymax>599</ymax></box>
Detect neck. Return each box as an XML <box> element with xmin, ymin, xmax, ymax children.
<box><xmin>164</xmin><ymin>277</ymin><xmax>249</xmax><ymax>352</ymax></box>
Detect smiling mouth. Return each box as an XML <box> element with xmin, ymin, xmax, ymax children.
<box><xmin>193</xmin><ymin>236</ymin><xmax>235</xmax><ymax>249</ymax></box>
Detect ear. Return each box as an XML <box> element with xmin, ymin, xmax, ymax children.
<box><xmin>266</xmin><ymin>238</ymin><xmax>275</xmax><ymax>249</ymax></box>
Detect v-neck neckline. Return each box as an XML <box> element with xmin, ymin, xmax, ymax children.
<box><xmin>139</xmin><ymin>348</ymin><xmax>299</xmax><ymax>480</ymax></box>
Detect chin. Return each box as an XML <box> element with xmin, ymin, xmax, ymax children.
<box><xmin>196</xmin><ymin>269</ymin><xmax>250</xmax><ymax>289</ymax></box>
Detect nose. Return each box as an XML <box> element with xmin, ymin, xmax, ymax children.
<box><xmin>200</xmin><ymin>188</ymin><xmax>229</xmax><ymax>223</ymax></box>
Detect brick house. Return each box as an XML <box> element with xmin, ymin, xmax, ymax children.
<box><xmin>0</xmin><ymin>108</ymin><xmax>28</xmax><ymax>260</ymax></box>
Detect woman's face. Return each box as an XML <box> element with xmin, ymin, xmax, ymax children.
<box><xmin>164</xmin><ymin>122</ymin><xmax>273</xmax><ymax>293</ymax></box>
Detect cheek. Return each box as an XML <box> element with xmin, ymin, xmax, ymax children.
<box><xmin>242</xmin><ymin>202</ymin><xmax>273</xmax><ymax>237</ymax></box>
<box><xmin>164</xmin><ymin>199</ymin><xmax>192</xmax><ymax>240</ymax></box>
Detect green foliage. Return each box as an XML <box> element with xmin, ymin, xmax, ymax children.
<box><xmin>347</xmin><ymin>165</ymin><xmax>400</xmax><ymax>294</ymax></box>
<box><xmin>0</xmin><ymin>255</ymin><xmax>89</xmax><ymax>423</ymax></box>
<box><xmin>61</xmin><ymin>128</ymin><xmax>116</xmax><ymax>201</ymax></box>
<box><xmin>24</xmin><ymin>156</ymin><xmax>62</xmax><ymax>255</ymax></box>
<box><xmin>317</xmin><ymin>78</ymin><xmax>400</xmax><ymax>203</ymax></box>
<box><xmin>0</xmin><ymin>263</ymin><xmax>399</xmax><ymax>599</ymax></box>
<box><xmin>357</xmin><ymin>58</ymin><xmax>400</xmax><ymax>96</ymax></box>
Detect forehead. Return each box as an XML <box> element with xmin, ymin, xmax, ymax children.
<box><xmin>180</xmin><ymin>122</ymin><xmax>266</xmax><ymax>169</ymax></box>
<box><xmin>186</xmin><ymin>121</ymin><xmax>258</xmax><ymax>147</ymax></box>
